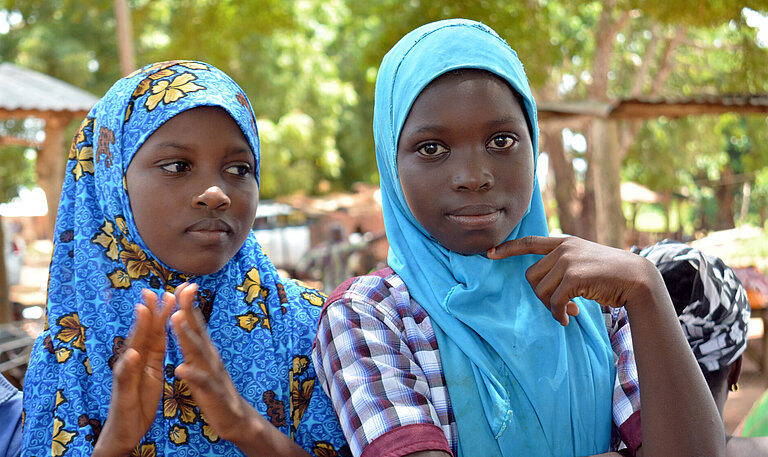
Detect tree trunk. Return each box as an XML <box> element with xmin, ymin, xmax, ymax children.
<box><xmin>581</xmin><ymin>148</ymin><xmax>598</xmax><ymax>243</ymax></box>
<box><xmin>114</xmin><ymin>0</ymin><xmax>136</xmax><ymax>75</ymax></box>
<box><xmin>714</xmin><ymin>168</ymin><xmax>736</xmax><ymax>231</ymax></box>
<box><xmin>540</xmin><ymin>124</ymin><xmax>585</xmax><ymax>237</ymax></box>
<box><xmin>0</xmin><ymin>215</ymin><xmax>11</xmax><ymax>323</ymax></box>
<box><xmin>589</xmin><ymin>119</ymin><xmax>625</xmax><ymax>248</ymax></box>
<box><xmin>739</xmin><ymin>181</ymin><xmax>751</xmax><ymax>224</ymax></box>
<box><xmin>662</xmin><ymin>189</ymin><xmax>672</xmax><ymax>237</ymax></box>
<box><xmin>37</xmin><ymin>116</ymin><xmax>69</xmax><ymax>239</ymax></box>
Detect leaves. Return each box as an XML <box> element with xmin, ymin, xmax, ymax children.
<box><xmin>3</xmin><ymin>0</ymin><xmax>768</xmax><ymax>229</ymax></box>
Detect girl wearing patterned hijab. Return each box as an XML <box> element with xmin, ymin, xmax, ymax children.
<box><xmin>22</xmin><ymin>61</ymin><xmax>349</xmax><ymax>456</ymax></box>
<box><xmin>312</xmin><ymin>19</ymin><xmax>724</xmax><ymax>457</ymax></box>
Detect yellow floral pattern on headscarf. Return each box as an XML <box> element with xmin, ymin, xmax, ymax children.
<box><xmin>145</xmin><ymin>72</ymin><xmax>205</xmax><ymax>111</ymax></box>
<box><xmin>169</xmin><ymin>425</ymin><xmax>189</xmax><ymax>446</ymax></box>
<box><xmin>313</xmin><ymin>441</ymin><xmax>343</xmax><ymax>457</ymax></box>
<box><xmin>120</xmin><ymin>241</ymin><xmax>154</xmax><ymax>280</ymax></box>
<box><xmin>200</xmin><ymin>414</ymin><xmax>220</xmax><ymax>443</ymax></box>
<box><xmin>51</xmin><ymin>417</ymin><xmax>77</xmax><ymax>456</ymax></box>
<box><xmin>301</xmin><ymin>291</ymin><xmax>326</xmax><ymax>307</ymax></box>
<box><xmin>55</xmin><ymin>390</ymin><xmax>66</xmax><ymax>409</ymax></box>
<box><xmin>130</xmin><ymin>443</ymin><xmax>157</xmax><ymax>457</ymax></box>
<box><xmin>237</xmin><ymin>267</ymin><xmax>269</xmax><ymax>304</ymax></box>
<box><xmin>236</xmin><ymin>311</ymin><xmax>263</xmax><ymax>332</ymax></box>
<box><xmin>55</xmin><ymin>347</ymin><xmax>72</xmax><ymax>364</ymax></box>
<box><xmin>68</xmin><ymin>117</ymin><xmax>95</xmax><ymax>181</ymax></box>
<box><xmin>163</xmin><ymin>379</ymin><xmax>198</xmax><ymax>425</ymax></box>
<box><xmin>289</xmin><ymin>355</ymin><xmax>314</xmax><ymax>440</ymax></box>
<box><xmin>54</xmin><ymin>313</ymin><xmax>86</xmax><ymax>351</ymax></box>
<box><xmin>92</xmin><ymin>220</ymin><xmax>120</xmax><ymax>261</ymax></box>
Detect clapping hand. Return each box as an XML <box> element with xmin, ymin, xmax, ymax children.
<box><xmin>94</xmin><ymin>290</ymin><xmax>175</xmax><ymax>456</ymax></box>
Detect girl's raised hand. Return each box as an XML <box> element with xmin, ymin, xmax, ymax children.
<box><xmin>94</xmin><ymin>290</ymin><xmax>175</xmax><ymax>457</ymax></box>
<box><xmin>168</xmin><ymin>283</ymin><xmax>311</xmax><ymax>456</ymax></box>
<box><xmin>169</xmin><ymin>283</ymin><xmax>249</xmax><ymax>441</ymax></box>
<box><xmin>487</xmin><ymin>235</ymin><xmax>660</xmax><ymax>326</ymax></box>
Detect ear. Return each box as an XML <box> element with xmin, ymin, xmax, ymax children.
<box><xmin>728</xmin><ymin>355</ymin><xmax>743</xmax><ymax>386</ymax></box>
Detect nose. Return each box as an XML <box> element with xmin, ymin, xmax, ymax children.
<box><xmin>194</xmin><ymin>186</ymin><xmax>231</xmax><ymax>210</ymax></box>
<box><xmin>451</xmin><ymin>149</ymin><xmax>494</xmax><ymax>192</ymax></box>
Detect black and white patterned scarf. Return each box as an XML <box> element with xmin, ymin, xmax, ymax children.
<box><xmin>634</xmin><ymin>239</ymin><xmax>751</xmax><ymax>373</ymax></box>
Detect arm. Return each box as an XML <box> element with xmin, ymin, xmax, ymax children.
<box><xmin>622</xmin><ymin>257</ymin><xmax>722</xmax><ymax>457</ymax></box>
<box><xmin>488</xmin><ymin>236</ymin><xmax>725</xmax><ymax>457</ymax></box>
<box><xmin>169</xmin><ymin>283</ymin><xmax>311</xmax><ymax>457</ymax></box>
<box><xmin>93</xmin><ymin>290</ymin><xmax>175</xmax><ymax>457</ymax></box>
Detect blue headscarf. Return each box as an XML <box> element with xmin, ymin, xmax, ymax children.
<box><xmin>22</xmin><ymin>61</ymin><xmax>348</xmax><ymax>456</ymax></box>
<box><xmin>374</xmin><ymin>20</ymin><xmax>615</xmax><ymax>456</ymax></box>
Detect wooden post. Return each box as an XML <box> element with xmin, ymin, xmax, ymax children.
<box><xmin>589</xmin><ymin>119</ymin><xmax>625</xmax><ymax>248</ymax></box>
<box><xmin>0</xmin><ymin>215</ymin><xmax>10</xmax><ymax>323</ymax></box>
<box><xmin>114</xmin><ymin>0</ymin><xmax>136</xmax><ymax>75</ymax></box>
<box><xmin>37</xmin><ymin>115</ymin><xmax>69</xmax><ymax>240</ymax></box>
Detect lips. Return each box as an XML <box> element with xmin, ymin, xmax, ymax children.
<box><xmin>185</xmin><ymin>219</ymin><xmax>233</xmax><ymax>242</ymax></box>
<box><xmin>446</xmin><ymin>205</ymin><xmax>502</xmax><ymax>227</ymax></box>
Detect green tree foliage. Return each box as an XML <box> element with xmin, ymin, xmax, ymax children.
<box><xmin>0</xmin><ymin>119</ymin><xmax>37</xmax><ymax>202</ymax></box>
<box><xmin>2</xmin><ymin>0</ymin><xmax>768</xmax><ymax>232</ymax></box>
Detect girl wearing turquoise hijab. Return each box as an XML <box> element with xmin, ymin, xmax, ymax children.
<box><xmin>312</xmin><ymin>19</ymin><xmax>724</xmax><ymax>457</ymax></box>
<box><xmin>22</xmin><ymin>60</ymin><xmax>349</xmax><ymax>456</ymax></box>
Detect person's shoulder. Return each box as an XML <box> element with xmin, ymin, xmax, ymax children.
<box><xmin>326</xmin><ymin>267</ymin><xmax>407</xmax><ymax>304</ymax></box>
<box><xmin>321</xmin><ymin>267</ymin><xmax>421</xmax><ymax>324</ymax></box>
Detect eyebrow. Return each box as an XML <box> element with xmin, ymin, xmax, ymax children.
<box><xmin>151</xmin><ymin>142</ymin><xmax>252</xmax><ymax>155</ymax></box>
<box><xmin>407</xmin><ymin>116</ymin><xmax>527</xmax><ymax>134</ymax></box>
<box><xmin>486</xmin><ymin>116</ymin><xmax>528</xmax><ymax>127</ymax></box>
<box><xmin>152</xmin><ymin>141</ymin><xmax>192</xmax><ymax>151</ymax></box>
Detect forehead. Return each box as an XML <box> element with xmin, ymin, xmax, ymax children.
<box><xmin>402</xmin><ymin>70</ymin><xmax>529</xmax><ymax>131</ymax></box>
<box><xmin>146</xmin><ymin>106</ymin><xmax>245</xmax><ymax>138</ymax></box>
<box><xmin>424</xmin><ymin>69</ymin><xmax>520</xmax><ymax>100</ymax></box>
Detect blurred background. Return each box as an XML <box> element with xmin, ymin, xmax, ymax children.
<box><xmin>1</xmin><ymin>0</ymin><xmax>768</xmax><ymax>431</ymax></box>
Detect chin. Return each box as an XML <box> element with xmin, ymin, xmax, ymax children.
<box><xmin>172</xmin><ymin>260</ymin><xmax>229</xmax><ymax>277</ymax></box>
<box><xmin>439</xmin><ymin>233</ymin><xmax>507</xmax><ymax>256</ymax></box>
<box><xmin>443</xmin><ymin>241</ymin><xmax>496</xmax><ymax>256</ymax></box>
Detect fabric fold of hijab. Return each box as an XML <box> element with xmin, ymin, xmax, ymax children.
<box><xmin>22</xmin><ymin>61</ymin><xmax>343</xmax><ymax>455</ymax></box>
<box><xmin>374</xmin><ymin>19</ymin><xmax>614</xmax><ymax>456</ymax></box>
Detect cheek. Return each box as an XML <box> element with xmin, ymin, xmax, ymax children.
<box><xmin>126</xmin><ymin>179</ymin><xmax>171</xmax><ymax>247</ymax></box>
<box><xmin>398</xmin><ymin>171</ymin><xmax>431</xmax><ymax>222</ymax></box>
<box><xmin>236</xmin><ymin>184</ymin><xmax>259</xmax><ymax>220</ymax></box>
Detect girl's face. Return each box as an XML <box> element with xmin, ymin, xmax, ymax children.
<box><xmin>126</xmin><ymin>106</ymin><xmax>259</xmax><ymax>275</ymax></box>
<box><xmin>397</xmin><ymin>71</ymin><xmax>534</xmax><ymax>255</ymax></box>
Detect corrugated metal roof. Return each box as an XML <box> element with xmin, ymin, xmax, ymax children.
<box><xmin>0</xmin><ymin>62</ymin><xmax>99</xmax><ymax>113</ymax></box>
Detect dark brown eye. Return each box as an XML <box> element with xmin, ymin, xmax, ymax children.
<box><xmin>225</xmin><ymin>164</ymin><xmax>252</xmax><ymax>177</ymax></box>
<box><xmin>417</xmin><ymin>142</ymin><xmax>448</xmax><ymax>157</ymax></box>
<box><xmin>160</xmin><ymin>161</ymin><xmax>191</xmax><ymax>173</ymax></box>
<box><xmin>488</xmin><ymin>135</ymin><xmax>516</xmax><ymax>150</ymax></box>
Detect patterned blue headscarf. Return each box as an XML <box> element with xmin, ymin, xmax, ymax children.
<box><xmin>22</xmin><ymin>61</ymin><xmax>348</xmax><ymax>456</ymax></box>
<box><xmin>374</xmin><ymin>20</ymin><xmax>614</xmax><ymax>456</ymax></box>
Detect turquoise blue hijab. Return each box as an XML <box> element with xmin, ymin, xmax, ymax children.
<box><xmin>22</xmin><ymin>61</ymin><xmax>348</xmax><ymax>456</ymax></box>
<box><xmin>374</xmin><ymin>20</ymin><xmax>615</xmax><ymax>456</ymax></box>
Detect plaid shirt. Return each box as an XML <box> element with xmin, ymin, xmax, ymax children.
<box><xmin>312</xmin><ymin>268</ymin><xmax>642</xmax><ymax>457</ymax></box>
